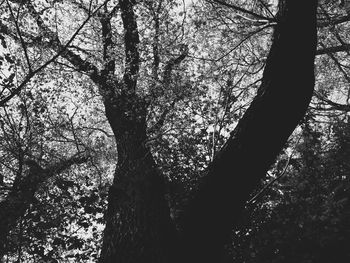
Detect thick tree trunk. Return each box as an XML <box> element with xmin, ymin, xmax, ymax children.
<box><xmin>98</xmin><ymin>92</ymin><xmax>178</xmax><ymax>263</ymax></box>
<box><xmin>98</xmin><ymin>1</ymin><xmax>179</xmax><ymax>262</ymax></box>
<box><xmin>181</xmin><ymin>1</ymin><xmax>318</xmax><ymax>262</ymax></box>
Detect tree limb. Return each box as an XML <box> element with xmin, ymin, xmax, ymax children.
<box><xmin>318</xmin><ymin>14</ymin><xmax>350</xmax><ymax>27</ymax></box>
<box><xmin>100</xmin><ymin>6</ymin><xmax>116</xmax><ymax>77</ymax></box>
<box><xmin>119</xmin><ymin>0</ymin><xmax>140</xmax><ymax>92</ymax></box>
<box><xmin>315</xmin><ymin>91</ymin><xmax>350</xmax><ymax>111</ymax></box>
<box><xmin>316</xmin><ymin>43</ymin><xmax>350</xmax><ymax>55</ymax></box>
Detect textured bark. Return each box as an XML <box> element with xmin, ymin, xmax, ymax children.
<box><xmin>98</xmin><ymin>88</ymin><xmax>178</xmax><ymax>263</ymax></box>
<box><xmin>181</xmin><ymin>1</ymin><xmax>318</xmax><ymax>262</ymax></box>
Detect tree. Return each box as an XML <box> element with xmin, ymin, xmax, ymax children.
<box><xmin>0</xmin><ymin>0</ymin><xmax>337</xmax><ymax>262</ymax></box>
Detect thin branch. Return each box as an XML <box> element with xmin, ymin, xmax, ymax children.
<box><xmin>214</xmin><ymin>23</ymin><xmax>273</xmax><ymax>62</ymax></box>
<box><xmin>257</xmin><ymin>0</ymin><xmax>275</xmax><ymax>19</ymax></box>
<box><xmin>209</xmin><ymin>0</ymin><xmax>275</xmax><ymax>22</ymax></box>
<box><xmin>320</xmin><ymin>43</ymin><xmax>350</xmax><ymax>101</ymax></box>
<box><xmin>315</xmin><ymin>91</ymin><xmax>350</xmax><ymax>111</ymax></box>
<box><xmin>6</xmin><ymin>0</ymin><xmax>32</xmax><ymax>73</ymax></box>
<box><xmin>316</xmin><ymin>43</ymin><xmax>350</xmax><ymax>55</ymax></box>
<box><xmin>318</xmin><ymin>14</ymin><xmax>350</xmax><ymax>27</ymax></box>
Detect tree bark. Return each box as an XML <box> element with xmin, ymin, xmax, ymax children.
<box><xmin>98</xmin><ymin>1</ymin><xmax>178</xmax><ymax>262</ymax></box>
<box><xmin>181</xmin><ymin>1</ymin><xmax>318</xmax><ymax>262</ymax></box>
<box><xmin>98</xmin><ymin>85</ymin><xmax>178</xmax><ymax>263</ymax></box>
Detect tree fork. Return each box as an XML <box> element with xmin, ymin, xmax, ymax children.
<box><xmin>98</xmin><ymin>1</ymin><xmax>178</xmax><ymax>262</ymax></box>
<box><xmin>181</xmin><ymin>1</ymin><xmax>318</xmax><ymax>262</ymax></box>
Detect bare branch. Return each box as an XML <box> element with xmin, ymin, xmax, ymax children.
<box><xmin>257</xmin><ymin>0</ymin><xmax>275</xmax><ymax>19</ymax></box>
<box><xmin>315</xmin><ymin>92</ymin><xmax>350</xmax><ymax>111</ymax></box>
<box><xmin>209</xmin><ymin>0</ymin><xmax>275</xmax><ymax>22</ymax></box>
<box><xmin>316</xmin><ymin>43</ymin><xmax>350</xmax><ymax>55</ymax></box>
<box><xmin>214</xmin><ymin>23</ymin><xmax>274</xmax><ymax>62</ymax></box>
<box><xmin>318</xmin><ymin>14</ymin><xmax>350</xmax><ymax>27</ymax></box>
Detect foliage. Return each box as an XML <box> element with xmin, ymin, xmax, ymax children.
<box><xmin>229</xmin><ymin>117</ymin><xmax>350</xmax><ymax>263</ymax></box>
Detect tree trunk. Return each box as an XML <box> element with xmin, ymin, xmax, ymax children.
<box><xmin>98</xmin><ymin>1</ymin><xmax>179</xmax><ymax>261</ymax></box>
<box><xmin>98</xmin><ymin>90</ymin><xmax>178</xmax><ymax>263</ymax></box>
<box><xmin>181</xmin><ymin>1</ymin><xmax>318</xmax><ymax>262</ymax></box>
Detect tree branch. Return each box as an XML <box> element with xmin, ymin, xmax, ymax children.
<box><xmin>209</xmin><ymin>0</ymin><xmax>275</xmax><ymax>22</ymax></box>
<box><xmin>318</xmin><ymin>14</ymin><xmax>350</xmax><ymax>27</ymax></box>
<box><xmin>100</xmin><ymin>5</ymin><xmax>116</xmax><ymax>77</ymax></box>
<box><xmin>315</xmin><ymin>91</ymin><xmax>350</xmax><ymax>111</ymax></box>
<box><xmin>119</xmin><ymin>0</ymin><xmax>140</xmax><ymax>91</ymax></box>
<box><xmin>316</xmin><ymin>43</ymin><xmax>350</xmax><ymax>55</ymax></box>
